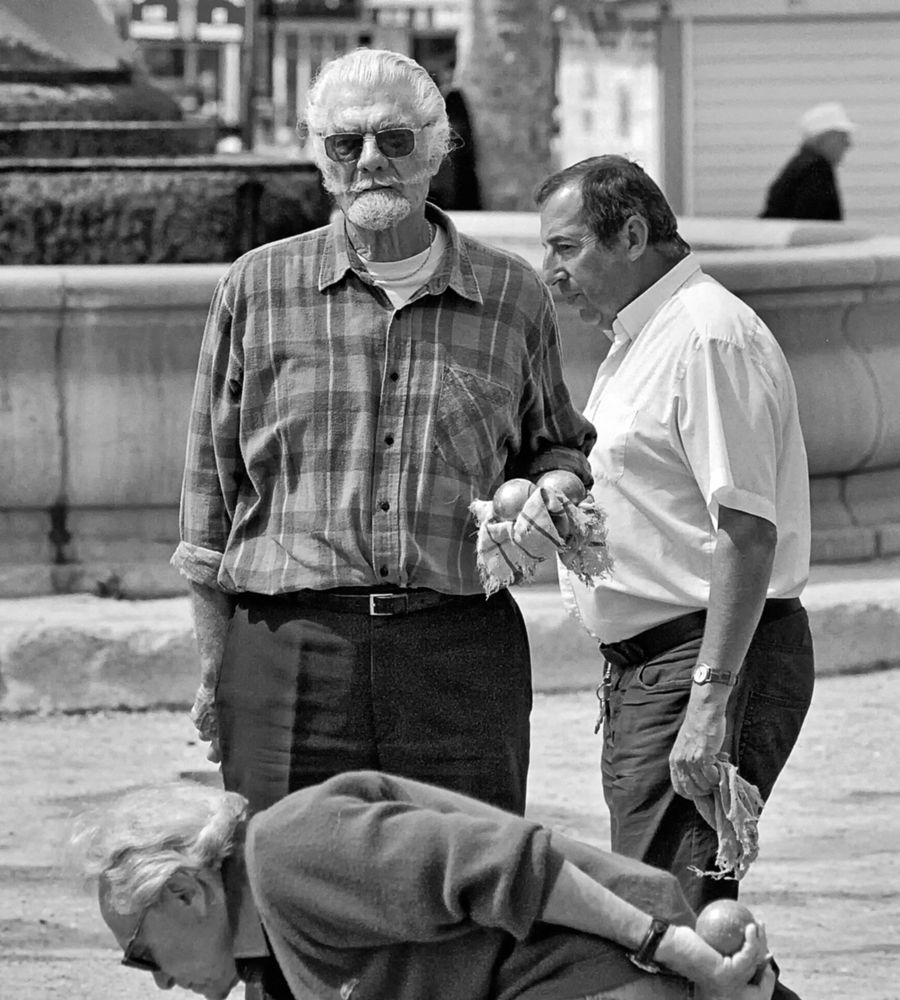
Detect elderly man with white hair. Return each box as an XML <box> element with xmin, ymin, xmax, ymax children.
<box><xmin>172</xmin><ymin>47</ymin><xmax>595</xmax><ymax>831</ymax></box>
<box><xmin>760</xmin><ymin>101</ymin><xmax>855</xmax><ymax>221</ymax></box>
<box><xmin>71</xmin><ymin>772</ymin><xmax>776</xmax><ymax>1000</ymax></box>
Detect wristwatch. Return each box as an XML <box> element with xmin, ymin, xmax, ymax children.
<box><xmin>628</xmin><ymin>917</ymin><xmax>670</xmax><ymax>974</ymax></box>
<box><xmin>692</xmin><ymin>663</ymin><xmax>738</xmax><ymax>686</ymax></box>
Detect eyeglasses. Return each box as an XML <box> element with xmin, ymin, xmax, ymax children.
<box><xmin>121</xmin><ymin>899</ymin><xmax>160</xmax><ymax>973</ymax></box>
<box><xmin>322</xmin><ymin>125</ymin><xmax>429</xmax><ymax>163</ymax></box>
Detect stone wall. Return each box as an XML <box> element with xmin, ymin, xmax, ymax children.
<box><xmin>1</xmin><ymin>215</ymin><xmax>899</xmax><ymax>595</ymax></box>
<box><xmin>0</xmin><ymin>264</ymin><xmax>221</xmax><ymax>597</ymax></box>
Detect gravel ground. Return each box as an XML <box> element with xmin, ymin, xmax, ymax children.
<box><xmin>1</xmin><ymin>668</ymin><xmax>898</xmax><ymax>999</ymax></box>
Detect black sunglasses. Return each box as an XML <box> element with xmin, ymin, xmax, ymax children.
<box><xmin>121</xmin><ymin>898</ymin><xmax>160</xmax><ymax>973</ymax></box>
<box><xmin>322</xmin><ymin>125</ymin><xmax>429</xmax><ymax>163</ymax></box>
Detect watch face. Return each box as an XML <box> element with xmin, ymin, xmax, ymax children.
<box><xmin>693</xmin><ymin>665</ymin><xmax>710</xmax><ymax>683</ymax></box>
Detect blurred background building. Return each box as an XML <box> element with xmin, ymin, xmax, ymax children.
<box><xmin>94</xmin><ymin>1</ymin><xmax>656</xmax><ymax>178</ymax></box>
<box><xmin>92</xmin><ymin>1</ymin><xmax>897</xmax><ymax>229</ymax></box>
<box><xmin>627</xmin><ymin>0</ymin><xmax>900</xmax><ymax>233</ymax></box>
<box><xmin>92</xmin><ymin>0</ymin><xmax>900</xmax><ymax>229</ymax></box>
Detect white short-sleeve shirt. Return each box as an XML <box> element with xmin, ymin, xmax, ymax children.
<box><xmin>561</xmin><ymin>254</ymin><xmax>811</xmax><ymax>642</ymax></box>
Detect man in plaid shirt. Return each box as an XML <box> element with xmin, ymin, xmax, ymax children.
<box><xmin>172</xmin><ymin>48</ymin><xmax>594</xmax><ymax>834</ymax></box>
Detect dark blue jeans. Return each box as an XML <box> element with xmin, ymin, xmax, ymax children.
<box><xmin>601</xmin><ymin>607</ymin><xmax>815</xmax><ymax>911</ymax></box>
<box><xmin>216</xmin><ymin>588</ymin><xmax>533</xmax><ymax>816</ymax></box>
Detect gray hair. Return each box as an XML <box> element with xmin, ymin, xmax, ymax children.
<box><xmin>303</xmin><ymin>48</ymin><xmax>452</xmax><ymax>172</ymax></box>
<box><xmin>69</xmin><ymin>783</ymin><xmax>248</xmax><ymax>915</ymax></box>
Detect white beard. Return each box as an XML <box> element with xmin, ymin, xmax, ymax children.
<box><xmin>345</xmin><ymin>188</ymin><xmax>413</xmax><ymax>231</ymax></box>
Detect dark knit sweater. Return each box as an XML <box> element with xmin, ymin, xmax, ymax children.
<box><xmin>243</xmin><ymin>771</ymin><xmax>694</xmax><ymax>1000</ymax></box>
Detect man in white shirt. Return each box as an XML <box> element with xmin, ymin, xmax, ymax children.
<box><xmin>535</xmin><ymin>156</ymin><xmax>814</xmax><ymax>942</ymax></box>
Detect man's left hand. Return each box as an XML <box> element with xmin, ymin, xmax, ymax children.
<box><xmin>669</xmin><ymin>698</ymin><xmax>726</xmax><ymax>799</ymax></box>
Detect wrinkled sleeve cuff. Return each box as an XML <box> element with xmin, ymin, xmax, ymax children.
<box><xmin>170</xmin><ymin>542</ymin><xmax>224</xmax><ymax>589</ymax></box>
<box><xmin>523</xmin><ymin>447</ymin><xmax>594</xmax><ymax>487</ymax></box>
<box><xmin>710</xmin><ymin>486</ymin><xmax>776</xmax><ymax>527</ymax></box>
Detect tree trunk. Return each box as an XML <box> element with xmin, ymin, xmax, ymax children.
<box><xmin>456</xmin><ymin>0</ymin><xmax>556</xmax><ymax>210</ymax></box>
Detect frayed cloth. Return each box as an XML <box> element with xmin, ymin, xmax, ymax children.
<box><xmin>690</xmin><ymin>756</ymin><xmax>765</xmax><ymax>881</ymax></box>
<box><xmin>469</xmin><ymin>488</ymin><xmax>612</xmax><ymax>597</ymax></box>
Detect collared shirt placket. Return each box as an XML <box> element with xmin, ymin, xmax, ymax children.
<box><xmin>370</xmin><ymin>305</ymin><xmax>411</xmax><ymax>585</ymax></box>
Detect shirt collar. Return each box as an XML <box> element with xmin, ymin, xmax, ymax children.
<box><xmin>222</xmin><ymin>834</ymin><xmax>269</xmax><ymax>966</ymax></box>
<box><xmin>611</xmin><ymin>253</ymin><xmax>701</xmax><ymax>343</ymax></box>
<box><xmin>317</xmin><ymin>202</ymin><xmax>483</xmax><ymax>304</ymax></box>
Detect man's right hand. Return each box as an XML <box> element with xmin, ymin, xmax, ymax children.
<box><xmin>659</xmin><ymin>922</ymin><xmax>772</xmax><ymax>999</ymax></box>
<box><xmin>190</xmin><ymin>683</ymin><xmax>222</xmax><ymax>764</ymax></box>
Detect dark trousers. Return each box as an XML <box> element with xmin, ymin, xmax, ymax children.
<box><xmin>601</xmin><ymin>606</ymin><xmax>815</xmax><ymax>910</ymax></box>
<box><xmin>216</xmin><ymin>588</ymin><xmax>533</xmax><ymax>817</ymax></box>
<box><xmin>601</xmin><ymin>607</ymin><xmax>813</xmax><ymax>1000</ymax></box>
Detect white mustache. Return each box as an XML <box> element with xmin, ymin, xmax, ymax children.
<box><xmin>349</xmin><ymin>165</ymin><xmax>434</xmax><ymax>192</ymax></box>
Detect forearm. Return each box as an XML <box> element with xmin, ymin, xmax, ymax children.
<box><xmin>189</xmin><ymin>580</ymin><xmax>236</xmax><ymax>688</ymax></box>
<box><xmin>697</xmin><ymin>505</ymin><xmax>776</xmax><ymax>680</ymax></box>
<box><xmin>520</xmin><ymin>292</ymin><xmax>596</xmax><ymax>486</ymax></box>
<box><xmin>541</xmin><ymin>862</ymin><xmax>747</xmax><ymax>987</ymax></box>
<box><xmin>671</xmin><ymin>506</ymin><xmax>777</xmax><ymax>794</ymax></box>
<box><xmin>541</xmin><ymin>860</ymin><xmax>655</xmax><ymax>951</ymax></box>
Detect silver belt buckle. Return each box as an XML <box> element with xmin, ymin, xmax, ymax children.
<box><xmin>369</xmin><ymin>593</ymin><xmax>408</xmax><ymax>616</ymax></box>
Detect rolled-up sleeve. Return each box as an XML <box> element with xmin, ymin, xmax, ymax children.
<box><xmin>513</xmin><ymin>283</ymin><xmax>596</xmax><ymax>485</ymax></box>
<box><xmin>171</xmin><ymin>275</ymin><xmax>244</xmax><ymax>588</ymax></box>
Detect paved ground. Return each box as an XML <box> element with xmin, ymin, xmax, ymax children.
<box><xmin>5</xmin><ymin>556</ymin><xmax>900</xmax><ymax>712</ymax></box>
<box><xmin>1</xmin><ymin>665</ymin><xmax>898</xmax><ymax>999</ymax></box>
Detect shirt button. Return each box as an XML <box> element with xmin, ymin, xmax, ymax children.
<box><xmin>380</xmin><ymin>500</ymin><xmax>390</xmax><ymax>512</ymax></box>
<box><xmin>389</xmin><ymin>371</ymin><xmax>399</xmax><ymax>382</ymax></box>
<box><xmin>379</xmin><ymin>565</ymin><xmax>389</xmax><ymax>577</ymax></box>
<box><xmin>384</xmin><ymin>434</ymin><xmax>394</xmax><ymax>446</ymax></box>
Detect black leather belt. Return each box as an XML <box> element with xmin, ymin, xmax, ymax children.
<box><xmin>599</xmin><ymin>597</ymin><xmax>802</xmax><ymax>670</ymax></box>
<box><xmin>284</xmin><ymin>587</ymin><xmax>470</xmax><ymax>617</ymax></box>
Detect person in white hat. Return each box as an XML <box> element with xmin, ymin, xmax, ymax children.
<box><xmin>760</xmin><ymin>101</ymin><xmax>855</xmax><ymax>220</ymax></box>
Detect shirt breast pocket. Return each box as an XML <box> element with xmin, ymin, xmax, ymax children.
<box><xmin>593</xmin><ymin>397</ymin><xmax>638</xmax><ymax>484</ymax></box>
<box><xmin>432</xmin><ymin>364</ymin><xmax>514</xmax><ymax>482</ymax></box>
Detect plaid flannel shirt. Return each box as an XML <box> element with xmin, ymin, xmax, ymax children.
<box><xmin>172</xmin><ymin>205</ymin><xmax>595</xmax><ymax>595</ymax></box>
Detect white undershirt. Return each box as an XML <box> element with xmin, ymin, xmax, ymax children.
<box><xmin>363</xmin><ymin>227</ymin><xmax>447</xmax><ymax>308</ymax></box>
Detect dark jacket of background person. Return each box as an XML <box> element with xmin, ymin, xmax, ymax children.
<box><xmin>760</xmin><ymin>146</ymin><xmax>842</xmax><ymax>221</ymax></box>
<box><xmin>428</xmin><ymin>88</ymin><xmax>483</xmax><ymax>210</ymax></box>
<box><xmin>242</xmin><ymin>770</ymin><xmax>697</xmax><ymax>1000</ymax></box>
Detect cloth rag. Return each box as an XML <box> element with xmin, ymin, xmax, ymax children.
<box><xmin>690</xmin><ymin>756</ymin><xmax>765</xmax><ymax>881</ymax></box>
<box><xmin>469</xmin><ymin>487</ymin><xmax>612</xmax><ymax>596</ymax></box>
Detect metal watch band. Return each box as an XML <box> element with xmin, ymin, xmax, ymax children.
<box><xmin>628</xmin><ymin>917</ymin><xmax>670</xmax><ymax>974</ymax></box>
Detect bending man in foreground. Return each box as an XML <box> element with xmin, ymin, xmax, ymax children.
<box><xmin>173</xmin><ymin>47</ymin><xmax>594</xmax><ymax>819</ymax></box>
<box><xmin>536</xmin><ymin>157</ymin><xmax>814</xmax><ymax>927</ymax></box>
<box><xmin>72</xmin><ymin>772</ymin><xmax>775</xmax><ymax>1000</ymax></box>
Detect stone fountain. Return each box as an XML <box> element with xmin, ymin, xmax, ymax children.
<box><xmin>0</xmin><ymin>0</ymin><xmax>329</xmax><ymax>264</ymax></box>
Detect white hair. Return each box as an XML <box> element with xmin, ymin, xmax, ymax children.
<box><xmin>303</xmin><ymin>48</ymin><xmax>452</xmax><ymax>173</ymax></box>
<box><xmin>69</xmin><ymin>782</ymin><xmax>248</xmax><ymax>914</ymax></box>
